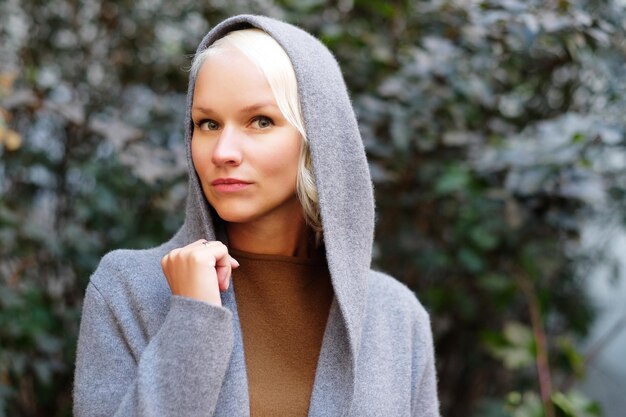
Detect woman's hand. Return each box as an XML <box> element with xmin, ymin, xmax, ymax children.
<box><xmin>161</xmin><ymin>239</ymin><xmax>239</xmax><ymax>307</ymax></box>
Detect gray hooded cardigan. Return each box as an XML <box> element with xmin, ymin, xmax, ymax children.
<box><xmin>73</xmin><ymin>14</ymin><xmax>440</xmax><ymax>417</ymax></box>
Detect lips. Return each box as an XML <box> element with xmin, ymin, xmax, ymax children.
<box><xmin>211</xmin><ymin>178</ymin><xmax>252</xmax><ymax>192</ymax></box>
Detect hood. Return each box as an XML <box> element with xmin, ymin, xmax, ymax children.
<box><xmin>178</xmin><ymin>14</ymin><xmax>375</xmax><ymax>410</ymax></box>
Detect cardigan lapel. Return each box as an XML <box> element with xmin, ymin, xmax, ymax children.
<box><xmin>308</xmin><ymin>297</ymin><xmax>354</xmax><ymax>417</ymax></box>
<box><xmin>213</xmin><ymin>281</ymin><xmax>250</xmax><ymax>416</ymax></box>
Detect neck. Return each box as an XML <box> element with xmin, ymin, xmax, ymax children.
<box><xmin>226</xmin><ymin>214</ymin><xmax>318</xmax><ymax>259</ymax></box>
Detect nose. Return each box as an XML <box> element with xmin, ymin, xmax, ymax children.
<box><xmin>211</xmin><ymin>125</ymin><xmax>243</xmax><ymax>167</ymax></box>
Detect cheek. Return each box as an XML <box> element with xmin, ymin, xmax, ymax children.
<box><xmin>254</xmin><ymin>137</ymin><xmax>301</xmax><ymax>183</ymax></box>
<box><xmin>191</xmin><ymin>137</ymin><xmax>210</xmax><ymax>173</ymax></box>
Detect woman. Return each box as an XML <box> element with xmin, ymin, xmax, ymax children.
<box><xmin>73</xmin><ymin>14</ymin><xmax>439</xmax><ymax>417</ymax></box>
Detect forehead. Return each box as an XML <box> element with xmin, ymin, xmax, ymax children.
<box><xmin>192</xmin><ymin>49</ymin><xmax>275</xmax><ymax>107</ymax></box>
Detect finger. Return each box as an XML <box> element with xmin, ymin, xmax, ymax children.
<box><xmin>219</xmin><ymin>273</ymin><xmax>231</xmax><ymax>292</ymax></box>
<box><xmin>160</xmin><ymin>254</ymin><xmax>170</xmax><ymax>280</ymax></box>
<box><xmin>190</xmin><ymin>241</ymin><xmax>239</xmax><ymax>268</ymax></box>
<box><xmin>169</xmin><ymin>248</ymin><xmax>182</xmax><ymax>260</ymax></box>
<box><xmin>215</xmin><ymin>262</ymin><xmax>232</xmax><ymax>291</ymax></box>
<box><xmin>192</xmin><ymin>243</ymin><xmax>233</xmax><ymax>290</ymax></box>
<box><xmin>189</xmin><ymin>242</ymin><xmax>235</xmax><ymax>290</ymax></box>
<box><xmin>220</xmin><ymin>257</ymin><xmax>238</xmax><ymax>292</ymax></box>
<box><xmin>199</xmin><ymin>242</ymin><xmax>228</xmax><ymax>264</ymax></box>
<box><xmin>192</xmin><ymin>239</ymin><xmax>223</xmax><ymax>248</ymax></box>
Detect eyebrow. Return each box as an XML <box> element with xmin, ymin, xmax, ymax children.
<box><xmin>192</xmin><ymin>102</ymin><xmax>278</xmax><ymax>114</ymax></box>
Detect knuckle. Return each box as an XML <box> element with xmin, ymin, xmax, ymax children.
<box><xmin>190</xmin><ymin>250</ymin><xmax>209</xmax><ymax>264</ymax></box>
<box><xmin>214</xmin><ymin>242</ymin><xmax>227</xmax><ymax>252</ymax></box>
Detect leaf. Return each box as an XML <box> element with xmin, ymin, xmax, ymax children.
<box><xmin>503</xmin><ymin>322</ymin><xmax>533</xmax><ymax>346</ymax></box>
<box><xmin>435</xmin><ymin>165</ymin><xmax>471</xmax><ymax>195</ymax></box>
<box><xmin>487</xmin><ymin>322</ymin><xmax>535</xmax><ymax>370</ymax></box>
<box><xmin>458</xmin><ymin>247</ymin><xmax>485</xmax><ymax>273</ymax></box>
<box><xmin>478</xmin><ymin>273</ymin><xmax>512</xmax><ymax>292</ymax></box>
<box><xmin>551</xmin><ymin>390</ymin><xmax>601</xmax><ymax>417</ymax></box>
<box><xmin>470</xmin><ymin>227</ymin><xmax>499</xmax><ymax>250</ymax></box>
<box><xmin>557</xmin><ymin>337</ymin><xmax>585</xmax><ymax>376</ymax></box>
<box><xmin>505</xmin><ymin>391</ymin><xmax>543</xmax><ymax>417</ymax></box>
<box><xmin>571</xmin><ymin>132</ymin><xmax>585</xmax><ymax>143</ymax></box>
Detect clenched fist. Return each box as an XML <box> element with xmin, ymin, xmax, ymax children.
<box><xmin>161</xmin><ymin>239</ymin><xmax>239</xmax><ymax>307</ymax></box>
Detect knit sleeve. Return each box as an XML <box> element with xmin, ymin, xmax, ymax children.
<box><xmin>411</xmin><ymin>305</ymin><xmax>441</xmax><ymax>417</ymax></box>
<box><xmin>73</xmin><ymin>280</ymin><xmax>234</xmax><ymax>417</ymax></box>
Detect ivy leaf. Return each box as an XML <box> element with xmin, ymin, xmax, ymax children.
<box><xmin>552</xmin><ymin>390</ymin><xmax>601</xmax><ymax>417</ymax></box>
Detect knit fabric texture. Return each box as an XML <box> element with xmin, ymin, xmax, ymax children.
<box><xmin>73</xmin><ymin>14</ymin><xmax>441</xmax><ymax>417</ymax></box>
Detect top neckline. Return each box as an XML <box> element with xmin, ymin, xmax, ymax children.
<box><xmin>228</xmin><ymin>247</ymin><xmax>327</xmax><ymax>266</ymax></box>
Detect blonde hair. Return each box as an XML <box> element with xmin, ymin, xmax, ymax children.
<box><xmin>189</xmin><ymin>28</ymin><xmax>323</xmax><ymax>238</ymax></box>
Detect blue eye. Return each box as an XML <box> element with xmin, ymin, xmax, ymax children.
<box><xmin>253</xmin><ymin>116</ymin><xmax>273</xmax><ymax>129</ymax></box>
<box><xmin>198</xmin><ymin>120</ymin><xmax>219</xmax><ymax>131</ymax></box>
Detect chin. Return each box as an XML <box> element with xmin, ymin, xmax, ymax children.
<box><xmin>211</xmin><ymin>199</ymin><xmax>302</xmax><ymax>226</ymax></box>
<box><xmin>211</xmin><ymin>204</ymin><xmax>260</xmax><ymax>224</ymax></box>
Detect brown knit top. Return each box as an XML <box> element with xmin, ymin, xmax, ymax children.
<box><xmin>230</xmin><ymin>248</ymin><xmax>334</xmax><ymax>417</ymax></box>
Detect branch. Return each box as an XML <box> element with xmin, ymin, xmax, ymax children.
<box><xmin>518</xmin><ymin>273</ymin><xmax>555</xmax><ymax>417</ymax></box>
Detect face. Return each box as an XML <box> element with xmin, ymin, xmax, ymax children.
<box><xmin>191</xmin><ymin>48</ymin><xmax>303</xmax><ymax>228</ymax></box>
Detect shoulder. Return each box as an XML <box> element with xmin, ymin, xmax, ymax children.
<box><xmin>367</xmin><ymin>269</ymin><xmax>430</xmax><ymax>322</ymax></box>
<box><xmin>87</xmin><ymin>239</ymin><xmax>180</xmax><ymax>317</ymax></box>
<box><xmin>83</xmin><ymin>240</ymin><xmax>184</xmax><ymax>342</ymax></box>
<box><xmin>365</xmin><ymin>269</ymin><xmax>434</xmax><ymax>347</ymax></box>
<box><xmin>90</xmin><ymin>244</ymin><xmax>170</xmax><ymax>289</ymax></box>
<box><xmin>94</xmin><ymin>241</ymin><xmax>173</xmax><ymax>272</ymax></box>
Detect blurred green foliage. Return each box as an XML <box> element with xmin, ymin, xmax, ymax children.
<box><xmin>1</xmin><ymin>0</ymin><xmax>625</xmax><ymax>416</ymax></box>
